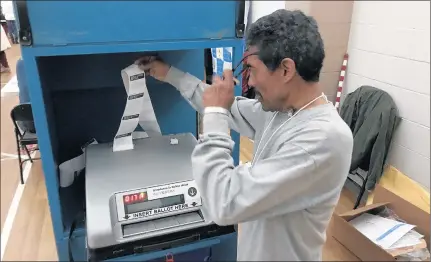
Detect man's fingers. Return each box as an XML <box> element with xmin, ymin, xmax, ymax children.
<box><xmin>134</xmin><ymin>56</ymin><xmax>153</xmax><ymax>65</ymax></box>
<box><xmin>212</xmin><ymin>74</ymin><xmax>239</xmax><ymax>86</ymax></box>
<box><xmin>222</xmin><ymin>69</ymin><xmax>239</xmax><ymax>85</ymax></box>
<box><xmin>212</xmin><ymin>75</ymin><xmax>222</xmax><ymax>84</ymax></box>
<box><xmin>222</xmin><ymin>69</ymin><xmax>234</xmax><ymax>82</ymax></box>
<box><xmin>137</xmin><ymin>63</ymin><xmax>152</xmax><ymax>72</ymax></box>
<box><xmin>134</xmin><ymin>57</ymin><xmax>151</xmax><ymax>73</ymax></box>
<box><xmin>135</xmin><ymin>56</ymin><xmax>160</xmax><ymax>70</ymax></box>
<box><xmin>134</xmin><ymin>57</ymin><xmax>145</xmax><ymax>65</ymax></box>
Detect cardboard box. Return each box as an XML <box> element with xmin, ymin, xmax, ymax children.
<box><xmin>332</xmin><ymin>185</ymin><xmax>430</xmax><ymax>261</ymax></box>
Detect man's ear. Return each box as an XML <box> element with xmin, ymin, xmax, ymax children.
<box><xmin>280</xmin><ymin>58</ymin><xmax>296</xmax><ymax>83</ymax></box>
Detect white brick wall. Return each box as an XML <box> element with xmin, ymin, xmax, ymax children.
<box><xmin>251</xmin><ymin>1</ymin><xmax>286</xmax><ymax>22</ymax></box>
<box><xmin>345</xmin><ymin>1</ymin><xmax>430</xmax><ymax>189</ymax></box>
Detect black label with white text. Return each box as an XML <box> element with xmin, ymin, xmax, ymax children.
<box><xmin>130</xmin><ymin>73</ymin><xmax>145</xmax><ymax>81</ymax></box>
<box><xmin>128</xmin><ymin>93</ymin><xmax>144</xmax><ymax>100</ymax></box>
<box><xmin>122</xmin><ymin>114</ymin><xmax>140</xmax><ymax>121</ymax></box>
<box><xmin>115</xmin><ymin>132</ymin><xmax>132</xmax><ymax>139</ymax></box>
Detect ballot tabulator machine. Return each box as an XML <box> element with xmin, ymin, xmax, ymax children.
<box><xmin>16</xmin><ymin>1</ymin><xmax>245</xmax><ymax>261</ymax></box>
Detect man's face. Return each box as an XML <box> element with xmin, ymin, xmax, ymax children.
<box><xmin>245</xmin><ymin>47</ymin><xmax>294</xmax><ymax>112</ymax></box>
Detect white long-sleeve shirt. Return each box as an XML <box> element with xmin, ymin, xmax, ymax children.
<box><xmin>165</xmin><ymin>66</ymin><xmax>353</xmax><ymax>261</ymax></box>
<box><xmin>1</xmin><ymin>1</ymin><xmax>15</xmax><ymax>20</ymax></box>
<box><xmin>1</xmin><ymin>26</ymin><xmax>11</xmax><ymax>51</ymax></box>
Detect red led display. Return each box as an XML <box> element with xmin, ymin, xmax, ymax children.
<box><xmin>123</xmin><ymin>192</ymin><xmax>147</xmax><ymax>204</ymax></box>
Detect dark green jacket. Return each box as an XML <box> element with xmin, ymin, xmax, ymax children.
<box><xmin>340</xmin><ymin>86</ymin><xmax>401</xmax><ymax>190</ymax></box>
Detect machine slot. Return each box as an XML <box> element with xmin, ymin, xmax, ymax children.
<box><xmin>134</xmin><ymin>234</ymin><xmax>200</xmax><ymax>254</ymax></box>
<box><xmin>123</xmin><ymin>211</ymin><xmax>204</xmax><ymax>238</ymax></box>
<box><xmin>90</xmin><ymin>224</ymin><xmax>235</xmax><ymax>261</ymax></box>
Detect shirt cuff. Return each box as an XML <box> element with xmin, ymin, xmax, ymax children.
<box><xmin>204</xmin><ymin>107</ymin><xmax>230</xmax><ymax>116</ymax></box>
<box><xmin>203</xmin><ymin>110</ymin><xmax>230</xmax><ymax>135</ymax></box>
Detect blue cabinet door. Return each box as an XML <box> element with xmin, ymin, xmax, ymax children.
<box><xmin>25</xmin><ymin>1</ymin><xmax>238</xmax><ymax>46</ymax></box>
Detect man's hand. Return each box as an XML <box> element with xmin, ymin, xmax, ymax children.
<box><xmin>135</xmin><ymin>56</ymin><xmax>171</xmax><ymax>82</ymax></box>
<box><xmin>203</xmin><ymin>70</ymin><xmax>235</xmax><ymax>110</ymax></box>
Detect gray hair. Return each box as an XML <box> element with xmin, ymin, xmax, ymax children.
<box><xmin>246</xmin><ymin>9</ymin><xmax>325</xmax><ymax>82</ymax></box>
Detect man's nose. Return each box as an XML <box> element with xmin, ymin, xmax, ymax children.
<box><xmin>247</xmin><ymin>76</ymin><xmax>255</xmax><ymax>87</ymax></box>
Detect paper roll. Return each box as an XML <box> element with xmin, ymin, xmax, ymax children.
<box><xmin>113</xmin><ymin>64</ymin><xmax>161</xmax><ymax>152</ymax></box>
<box><xmin>59</xmin><ymin>138</ymin><xmax>98</xmax><ymax>187</ymax></box>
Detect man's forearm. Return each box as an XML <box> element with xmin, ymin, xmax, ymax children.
<box><xmin>164</xmin><ymin>66</ymin><xmax>207</xmax><ymax>113</ymax></box>
<box><xmin>164</xmin><ymin>66</ymin><xmax>259</xmax><ymax>139</ymax></box>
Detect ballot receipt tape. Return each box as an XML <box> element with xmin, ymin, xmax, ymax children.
<box><xmin>16</xmin><ymin>1</ymin><xmax>245</xmax><ymax>260</ymax></box>
<box><xmin>58</xmin><ymin>65</ymin><xmax>161</xmax><ymax>187</ymax></box>
<box><xmin>86</xmin><ymin>133</ymin><xmax>234</xmax><ymax>261</ymax></box>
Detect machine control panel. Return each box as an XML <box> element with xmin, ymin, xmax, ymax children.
<box><xmin>115</xmin><ymin>180</ymin><xmax>202</xmax><ymax>222</ymax></box>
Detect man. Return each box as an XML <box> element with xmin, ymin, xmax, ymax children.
<box><xmin>137</xmin><ymin>9</ymin><xmax>353</xmax><ymax>261</ymax></box>
<box><xmin>1</xmin><ymin>1</ymin><xmax>18</xmax><ymax>44</ymax></box>
<box><xmin>0</xmin><ymin>23</ymin><xmax>11</xmax><ymax>73</ymax></box>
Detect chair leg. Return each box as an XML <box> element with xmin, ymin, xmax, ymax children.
<box><xmin>354</xmin><ymin>186</ymin><xmax>364</xmax><ymax>209</ymax></box>
<box><xmin>354</xmin><ymin>174</ymin><xmax>369</xmax><ymax>209</ymax></box>
<box><xmin>15</xmin><ymin>133</ymin><xmax>24</xmax><ymax>184</ymax></box>
<box><xmin>23</xmin><ymin>145</ymin><xmax>33</xmax><ymax>163</ymax></box>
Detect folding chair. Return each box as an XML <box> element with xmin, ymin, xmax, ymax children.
<box><xmin>10</xmin><ymin>103</ymin><xmax>40</xmax><ymax>184</ymax></box>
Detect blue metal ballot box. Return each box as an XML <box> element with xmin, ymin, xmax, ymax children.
<box><xmin>15</xmin><ymin>1</ymin><xmax>245</xmax><ymax>261</ymax></box>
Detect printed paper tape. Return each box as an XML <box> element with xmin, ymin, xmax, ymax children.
<box><xmin>59</xmin><ymin>64</ymin><xmax>162</xmax><ymax>187</ymax></box>
<box><xmin>113</xmin><ymin>64</ymin><xmax>161</xmax><ymax>152</ymax></box>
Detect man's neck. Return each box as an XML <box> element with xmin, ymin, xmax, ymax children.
<box><xmin>289</xmin><ymin>82</ymin><xmax>325</xmax><ymax>111</ymax></box>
